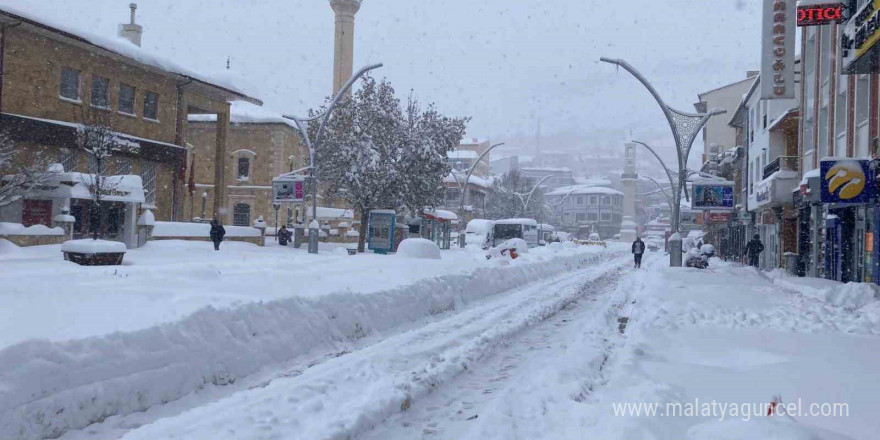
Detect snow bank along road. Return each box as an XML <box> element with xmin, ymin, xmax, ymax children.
<box><xmin>114</xmin><ymin>253</ymin><xmax>634</xmax><ymax>440</ymax></box>
<box><xmin>0</xmin><ymin>241</ymin><xmax>627</xmax><ymax>440</ymax></box>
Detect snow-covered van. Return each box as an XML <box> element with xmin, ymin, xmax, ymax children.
<box><xmin>493</xmin><ymin>218</ymin><xmax>539</xmax><ymax>248</ymax></box>
<box><xmin>465</xmin><ymin>219</ymin><xmax>495</xmax><ymax>248</ymax></box>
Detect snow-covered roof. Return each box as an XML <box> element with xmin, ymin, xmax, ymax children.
<box><xmin>537</xmin><ymin>224</ymin><xmax>555</xmax><ymax>231</ymax></box>
<box><xmin>447</xmin><ymin>150</ymin><xmax>479</xmax><ymax>159</ymax></box>
<box><xmin>423</xmin><ymin>209</ymin><xmax>458</xmax><ymax>221</ymax></box>
<box><xmin>520</xmin><ymin>167</ymin><xmax>572</xmax><ymax>173</ymax></box>
<box><xmin>545</xmin><ymin>185</ymin><xmax>623</xmax><ymax>197</ymax></box>
<box><xmin>573</xmin><ymin>177</ymin><xmax>612</xmax><ymax>187</ymax></box>
<box><xmin>444</xmin><ymin>173</ymin><xmax>492</xmax><ymax>189</ymax></box>
<box><xmin>306</xmin><ymin>207</ymin><xmax>355</xmax><ymax>220</ymax></box>
<box><xmin>25</xmin><ymin>172</ymin><xmax>146</xmax><ymax>203</ymax></box>
<box><xmin>188</xmin><ymin>101</ymin><xmax>297</xmax><ymax>130</ymax></box>
<box><xmin>0</xmin><ymin>6</ymin><xmax>260</xmax><ymax>103</ymax></box>
<box><xmin>459</xmin><ymin>137</ymin><xmax>489</xmax><ymax>145</ymax></box>
<box><xmin>495</xmin><ymin>218</ymin><xmax>538</xmax><ymax>226</ymax></box>
<box><xmin>800</xmin><ymin>168</ymin><xmax>821</xmax><ymax>185</ymax></box>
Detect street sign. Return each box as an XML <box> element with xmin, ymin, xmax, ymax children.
<box><xmin>367</xmin><ymin>209</ymin><xmax>396</xmax><ymax>254</ymax></box>
<box><xmin>692</xmin><ymin>183</ymin><xmax>735</xmax><ymax>210</ymax></box>
<box><xmin>761</xmin><ymin>0</ymin><xmax>796</xmax><ymax>99</ymax></box>
<box><xmin>820</xmin><ymin>159</ymin><xmax>876</xmax><ymax>204</ymax></box>
<box><xmin>272</xmin><ymin>175</ymin><xmax>305</xmax><ymax>203</ymax></box>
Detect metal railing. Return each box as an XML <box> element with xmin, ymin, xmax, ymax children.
<box><xmin>763</xmin><ymin>156</ymin><xmax>798</xmax><ymax>180</ymax></box>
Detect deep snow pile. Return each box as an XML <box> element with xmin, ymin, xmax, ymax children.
<box><xmin>0</xmin><ymin>241</ymin><xmax>622</xmax><ymax>440</ymax></box>
<box><xmin>396</xmin><ymin>238</ymin><xmax>442</xmax><ymax>259</ymax></box>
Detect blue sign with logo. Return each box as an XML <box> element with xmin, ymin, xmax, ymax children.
<box><xmin>820</xmin><ymin>159</ymin><xmax>875</xmax><ymax>204</ymax></box>
<box><xmin>692</xmin><ymin>184</ymin><xmax>734</xmax><ymax>210</ymax></box>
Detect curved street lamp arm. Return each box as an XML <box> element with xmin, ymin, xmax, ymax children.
<box><xmin>458</xmin><ymin>142</ymin><xmax>505</xmax><ymax>223</ymax></box>
<box><xmin>314</xmin><ymin>63</ymin><xmax>384</xmax><ymax>150</ymax></box>
<box><xmin>631</xmin><ymin>140</ymin><xmax>677</xmax><ymax>193</ymax></box>
<box><xmin>600</xmin><ymin>58</ymin><xmax>678</xmax><ymax>144</ymax></box>
<box><xmin>643</xmin><ymin>175</ymin><xmax>673</xmax><ymax>212</ymax></box>
<box><xmin>514</xmin><ymin>174</ymin><xmax>555</xmax><ymax>215</ymax></box>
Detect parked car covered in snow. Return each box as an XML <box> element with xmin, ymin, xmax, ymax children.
<box><xmin>465</xmin><ymin>219</ymin><xmax>495</xmax><ymax>249</ymax></box>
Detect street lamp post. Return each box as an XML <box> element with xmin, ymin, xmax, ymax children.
<box><xmin>453</xmin><ymin>142</ymin><xmax>505</xmax><ymax>248</ymax></box>
<box><xmin>514</xmin><ymin>174</ymin><xmax>554</xmax><ymax>243</ymax></box>
<box><xmin>600</xmin><ymin>58</ymin><xmax>725</xmax><ymax>266</ymax></box>
<box><xmin>282</xmin><ymin>63</ymin><xmax>383</xmax><ymax>254</ymax></box>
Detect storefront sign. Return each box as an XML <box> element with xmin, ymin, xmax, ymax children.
<box><xmin>797</xmin><ymin>3</ymin><xmax>845</xmax><ymax>26</ymax></box>
<box><xmin>367</xmin><ymin>210</ymin><xmax>396</xmax><ymax>254</ymax></box>
<box><xmin>692</xmin><ymin>183</ymin><xmax>735</xmax><ymax>210</ymax></box>
<box><xmin>761</xmin><ymin>0</ymin><xmax>796</xmax><ymax>99</ymax></box>
<box><xmin>706</xmin><ymin>212</ymin><xmax>733</xmax><ymax>224</ymax></box>
<box><xmin>755</xmin><ymin>182</ymin><xmax>772</xmax><ymax>204</ymax></box>
<box><xmin>820</xmin><ymin>159</ymin><xmax>876</xmax><ymax>204</ymax></box>
<box><xmin>842</xmin><ymin>0</ymin><xmax>880</xmax><ymax>74</ymax></box>
<box><xmin>272</xmin><ymin>176</ymin><xmax>305</xmax><ymax>203</ymax></box>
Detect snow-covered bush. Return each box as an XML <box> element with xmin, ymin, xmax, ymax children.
<box><xmin>396</xmin><ymin>238</ymin><xmax>441</xmax><ymax>259</ymax></box>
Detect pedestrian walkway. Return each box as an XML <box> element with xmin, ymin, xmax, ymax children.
<box><xmin>584</xmin><ymin>257</ymin><xmax>880</xmax><ymax>440</ymax></box>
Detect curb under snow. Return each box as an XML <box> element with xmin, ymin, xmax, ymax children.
<box><xmin>0</xmin><ymin>247</ymin><xmax>613</xmax><ymax>440</ymax></box>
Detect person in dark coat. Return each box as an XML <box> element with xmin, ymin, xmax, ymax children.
<box><xmin>632</xmin><ymin>236</ymin><xmax>646</xmax><ymax>269</ymax></box>
<box><xmin>278</xmin><ymin>225</ymin><xmax>292</xmax><ymax>246</ymax></box>
<box><xmin>745</xmin><ymin>234</ymin><xmax>764</xmax><ymax>267</ymax></box>
<box><xmin>210</xmin><ymin>218</ymin><xmax>226</xmax><ymax>251</ymax></box>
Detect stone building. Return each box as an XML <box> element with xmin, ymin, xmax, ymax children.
<box><xmin>545</xmin><ymin>185</ymin><xmax>624</xmax><ymax>238</ymax></box>
<box><xmin>0</xmin><ymin>5</ymin><xmax>260</xmax><ymax>247</ymax></box>
<box><xmin>186</xmin><ymin>101</ymin><xmax>307</xmax><ymax>227</ymax></box>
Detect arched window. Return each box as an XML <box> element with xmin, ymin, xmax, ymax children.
<box><xmin>237</xmin><ymin>157</ymin><xmax>250</xmax><ymax>180</ymax></box>
<box><xmin>231</xmin><ymin>149</ymin><xmax>256</xmax><ymax>182</ymax></box>
<box><xmin>289</xmin><ymin>155</ymin><xmax>296</xmax><ymax>172</ymax></box>
<box><xmin>233</xmin><ymin>203</ymin><xmax>251</xmax><ymax>226</ymax></box>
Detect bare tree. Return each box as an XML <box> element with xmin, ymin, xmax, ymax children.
<box><xmin>0</xmin><ymin>130</ymin><xmax>50</xmax><ymax>208</ymax></box>
<box><xmin>74</xmin><ymin>112</ymin><xmax>138</xmax><ymax>240</ymax></box>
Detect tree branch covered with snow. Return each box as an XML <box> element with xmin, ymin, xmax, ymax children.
<box><xmin>0</xmin><ymin>130</ymin><xmax>50</xmax><ymax>208</ymax></box>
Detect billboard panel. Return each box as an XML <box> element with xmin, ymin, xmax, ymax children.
<box><xmin>842</xmin><ymin>0</ymin><xmax>880</xmax><ymax>74</ymax></box>
<box><xmin>272</xmin><ymin>176</ymin><xmax>305</xmax><ymax>203</ymax></box>
<box><xmin>692</xmin><ymin>183</ymin><xmax>735</xmax><ymax>210</ymax></box>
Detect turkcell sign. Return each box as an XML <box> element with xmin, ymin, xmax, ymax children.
<box><xmin>820</xmin><ymin>159</ymin><xmax>875</xmax><ymax>204</ymax></box>
<box><xmin>692</xmin><ymin>183</ymin><xmax>735</xmax><ymax>210</ymax></box>
<box><xmin>842</xmin><ymin>0</ymin><xmax>880</xmax><ymax>74</ymax></box>
<box><xmin>797</xmin><ymin>2</ymin><xmax>845</xmax><ymax>26</ymax></box>
<box><xmin>761</xmin><ymin>0</ymin><xmax>796</xmax><ymax>99</ymax></box>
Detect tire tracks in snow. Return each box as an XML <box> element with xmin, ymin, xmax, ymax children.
<box><xmin>115</xmin><ymin>255</ymin><xmax>633</xmax><ymax>440</ymax></box>
<box><xmin>357</xmin><ymin>266</ymin><xmax>632</xmax><ymax>440</ymax></box>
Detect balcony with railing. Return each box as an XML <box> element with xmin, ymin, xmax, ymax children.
<box><xmin>763</xmin><ymin>156</ymin><xmax>798</xmax><ymax>180</ymax></box>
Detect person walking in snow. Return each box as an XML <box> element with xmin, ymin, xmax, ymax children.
<box><xmin>745</xmin><ymin>234</ymin><xmax>764</xmax><ymax>267</ymax></box>
<box><xmin>632</xmin><ymin>236</ymin><xmax>646</xmax><ymax>269</ymax></box>
<box><xmin>210</xmin><ymin>218</ymin><xmax>226</xmax><ymax>251</ymax></box>
<box><xmin>277</xmin><ymin>225</ymin><xmax>292</xmax><ymax>246</ymax></box>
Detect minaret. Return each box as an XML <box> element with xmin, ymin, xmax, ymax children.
<box><xmin>329</xmin><ymin>0</ymin><xmax>362</xmax><ymax>95</ymax></box>
<box><xmin>620</xmin><ymin>142</ymin><xmax>639</xmax><ymax>242</ymax></box>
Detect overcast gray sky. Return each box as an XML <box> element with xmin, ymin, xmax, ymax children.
<box><xmin>1</xmin><ymin>0</ymin><xmax>762</xmax><ymax>167</ymax></box>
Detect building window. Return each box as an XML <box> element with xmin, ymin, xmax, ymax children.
<box><xmin>577</xmin><ymin>196</ymin><xmax>585</xmax><ymax>205</ymax></box>
<box><xmin>601</xmin><ymin>213</ymin><xmax>611</xmax><ymax>221</ymax></box>
<box><xmin>143</xmin><ymin>91</ymin><xmax>159</xmax><ymax>120</ymax></box>
<box><xmin>141</xmin><ymin>160</ymin><xmax>157</xmax><ymax>205</ymax></box>
<box><xmin>590</xmin><ymin>196</ymin><xmax>597</xmax><ymax>205</ymax></box>
<box><xmin>119</xmin><ymin>83</ymin><xmax>136</xmax><ymax>115</ymax></box>
<box><xmin>233</xmin><ymin>203</ymin><xmax>251</xmax><ymax>226</ymax></box>
<box><xmin>91</xmin><ymin>76</ymin><xmax>110</xmax><ymax>108</ymax></box>
<box><xmin>576</xmin><ymin>213</ymin><xmax>586</xmax><ymax>221</ymax></box>
<box><xmin>238</xmin><ymin>156</ymin><xmax>250</xmax><ymax>180</ymax></box>
<box><xmin>587</xmin><ymin>213</ymin><xmax>598</xmax><ymax>221</ymax></box>
<box><xmin>58</xmin><ymin>148</ymin><xmax>78</xmax><ymax>172</ymax></box>
<box><xmin>60</xmin><ymin>67</ymin><xmax>81</xmax><ymax>101</ymax></box>
<box><xmin>289</xmin><ymin>155</ymin><xmax>297</xmax><ymax>172</ymax></box>
<box><xmin>855</xmin><ymin>74</ymin><xmax>871</xmax><ymax>157</ymax></box>
<box><xmin>111</xmin><ymin>157</ymin><xmax>133</xmax><ymax>175</ymax></box>
<box><xmin>602</xmin><ymin>196</ymin><xmax>610</xmax><ymax>205</ymax></box>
